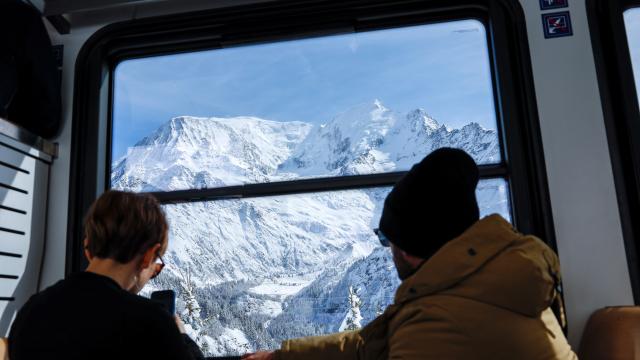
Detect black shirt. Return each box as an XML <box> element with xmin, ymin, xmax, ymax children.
<box><xmin>8</xmin><ymin>272</ymin><xmax>204</xmax><ymax>360</ymax></box>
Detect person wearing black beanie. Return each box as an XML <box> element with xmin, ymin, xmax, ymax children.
<box><xmin>245</xmin><ymin>148</ymin><xmax>576</xmax><ymax>360</ymax></box>
<box><xmin>378</xmin><ymin>147</ymin><xmax>480</xmax><ymax>279</ymax></box>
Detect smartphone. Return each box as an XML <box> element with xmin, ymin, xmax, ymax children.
<box><xmin>150</xmin><ymin>290</ymin><xmax>176</xmax><ymax>315</ymax></box>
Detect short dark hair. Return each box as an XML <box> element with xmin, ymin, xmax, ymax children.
<box><xmin>84</xmin><ymin>190</ymin><xmax>168</xmax><ymax>263</ymax></box>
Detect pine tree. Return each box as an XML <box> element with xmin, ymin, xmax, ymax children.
<box><xmin>375</xmin><ymin>303</ymin><xmax>384</xmax><ymax>317</ymax></box>
<box><xmin>340</xmin><ymin>286</ymin><xmax>363</xmax><ymax>331</ymax></box>
<box><xmin>200</xmin><ymin>340</ymin><xmax>210</xmax><ymax>355</ymax></box>
<box><xmin>178</xmin><ymin>267</ymin><xmax>211</xmax><ymax>355</ymax></box>
<box><xmin>179</xmin><ymin>267</ymin><xmax>201</xmax><ymax>324</ymax></box>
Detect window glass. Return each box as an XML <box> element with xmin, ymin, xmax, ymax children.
<box><xmin>625</xmin><ymin>8</ymin><xmax>640</xmax><ymax>106</ymax></box>
<box><xmin>146</xmin><ymin>180</ymin><xmax>510</xmax><ymax>356</ymax></box>
<box><xmin>112</xmin><ymin>19</ymin><xmax>501</xmax><ymax>192</ymax></box>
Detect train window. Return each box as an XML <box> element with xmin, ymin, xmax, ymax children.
<box><xmin>109</xmin><ymin>20</ymin><xmax>511</xmax><ymax>354</ymax></box>
<box><xmin>71</xmin><ymin>1</ymin><xmax>554</xmax><ymax>356</ymax></box>
<box><xmin>111</xmin><ymin>20</ymin><xmax>500</xmax><ymax>192</ymax></box>
<box><xmin>625</xmin><ymin>8</ymin><xmax>640</xmax><ymax>106</ymax></box>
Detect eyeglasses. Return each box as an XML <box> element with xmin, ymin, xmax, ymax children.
<box><xmin>373</xmin><ymin>228</ymin><xmax>391</xmax><ymax>247</ymax></box>
<box><xmin>151</xmin><ymin>253</ymin><xmax>165</xmax><ymax>279</ymax></box>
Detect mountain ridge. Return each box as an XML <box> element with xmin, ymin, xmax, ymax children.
<box><xmin>112</xmin><ymin>100</ymin><xmax>500</xmax><ymax>192</ymax></box>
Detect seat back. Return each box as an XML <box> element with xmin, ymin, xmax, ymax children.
<box><xmin>579</xmin><ymin>306</ymin><xmax>640</xmax><ymax>359</ymax></box>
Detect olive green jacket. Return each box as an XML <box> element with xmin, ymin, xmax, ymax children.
<box><xmin>275</xmin><ymin>215</ymin><xmax>577</xmax><ymax>360</ymax></box>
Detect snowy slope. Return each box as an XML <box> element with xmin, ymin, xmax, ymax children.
<box><xmin>160</xmin><ymin>189</ymin><xmax>382</xmax><ymax>287</ymax></box>
<box><xmin>279</xmin><ymin>100</ymin><xmax>500</xmax><ymax>177</ymax></box>
<box><xmin>267</xmin><ymin>246</ymin><xmax>399</xmax><ymax>339</ymax></box>
<box><xmin>111</xmin><ymin>116</ymin><xmax>311</xmax><ymax>191</ymax></box>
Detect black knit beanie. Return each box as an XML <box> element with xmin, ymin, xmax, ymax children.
<box><xmin>379</xmin><ymin>148</ymin><xmax>480</xmax><ymax>259</ymax></box>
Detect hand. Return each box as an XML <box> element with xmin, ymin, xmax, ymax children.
<box><xmin>242</xmin><ymin>351</ymin><xmax>275</xmax><ymax>360</ymax></box>
<box><xmin>174</xmin><ymin>315</ymin><xmax>186</xmax><ymax>334</ymax></box>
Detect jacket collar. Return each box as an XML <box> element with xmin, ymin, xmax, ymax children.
<box><xmin>394</xmin><ymin>215</ymin><xmax>517</xmax><ymax>304</ymax></box>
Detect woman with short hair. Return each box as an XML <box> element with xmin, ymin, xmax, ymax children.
<box><xmin>8</xmin><ymin>190</ymin><xmax>203</xmax><ymax>360</ymax></box>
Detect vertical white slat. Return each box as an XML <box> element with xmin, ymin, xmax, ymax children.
<box><xmin>0</xmin><ymin>232</ymin><xmax>27</xmax><ymax>257</ymax></box>
<box><xmin>0</xmin><ymin>168</ymin><xmax>32</xmax><ymax>194</ymax></box>
<box><xmin>0</xmin><ymin>142</ymin><xmax>46</xmax><ymax>337</ymax></box>
<box><xmin>0</xmin><ymin>257</ymin><xmax>24</xmax><ymax>278</ymax></box>
<box><xmin>0</xmin><ymin>147</ymin><xmax>36</xmax><ymax>173</ymax></box>
<box><xmin>0</xmin><ymin>209</ymin><xmax>29</xmax><ymax>236</ymax></box>
<box><xmin>0</xmin><ymin>188</ymin><xmax>29</xmax><ymax>213</ymax></box>
<box><xmin>0</xmin><ymin>280</ymin><xmax>18</xmax><ymax>299</ymax></box>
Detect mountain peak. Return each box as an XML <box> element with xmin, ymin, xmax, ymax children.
<box><xmin>134</xmin><ymin>116</ymin><xmax>200</xmax><ymax>147</ymax></box>
<box><xmin>373</xmin><ymin>99</ymin><xmax>386</xmax><ymax>110</ymax></box>
<box><xmin>170</xmin><ymin>115</ymin><xmax>205</xmax><ymax>127</ymax></box>
<box><xmin>171</xmin><ymin>115</ymin><xmax>188</xmax><ymax>124</ymax></box>
<box><xmin>322</xmin><ymin>100</ymin><xmax>394</xmax><ymax>131</ymax></box>
<box><xmin>406</xmin><ymin>108</ymin><xmax>439</xmax><ymax>132</ymax></box>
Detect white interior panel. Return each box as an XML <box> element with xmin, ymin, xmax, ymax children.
<box><xmin>0</xmin><ymin>135</ymin><xmax>50</xmax><ymax>336</ymax></box>
<box><xmin>0</xmin><ymin>257</ymin><xmax>25</xmax><ymax>278</ymax></box>
<box><xmin>519</xmin><ymin>0</ymin><xmax>635</xmax><ymax>345</ymax></box>
<box><xmin>0</xmin><ymin>147</ymin><xmax>35</xmax><ymax>173</ymax></box>
<box><xmin>0</xmin><ymin>169</ymin><xmax>32</xmax><ymax>194</ymax></box>
<box><xmin>0</xmin><ymin>189</ymin><xmax>29</xmax><ymax>214</ymax></box>
<box><xmin>0</xmin><ymin>232</ymin><xmax>28</xmax><ymax>256</ymax></box>
<box><xmin>0</xmin><ymin>281</ymin><xmax>18</xmax><ymax>299</ymax></box>
<box><xmin>0</xmin><ymin>209</ymin><xmax>29</xmax><ymax>235</ymax></box>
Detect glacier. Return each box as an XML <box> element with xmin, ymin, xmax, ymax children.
<box><xmin>112</xmin><ymin>100</ymin><xmax>507</xmax><ymax>356</ymax></box>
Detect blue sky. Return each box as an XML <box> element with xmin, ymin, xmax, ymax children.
<box><xmin>112</xmin><ymin>19</ymin><xmax>496</xmax><ymax>160</ymax></box>
<box><xmin>625</xmin><ymin>9</ymin><xmax>640</xmax><ymax>106</ymax></box>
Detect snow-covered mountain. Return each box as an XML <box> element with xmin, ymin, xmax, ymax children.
<box><xmin>267</xmin><ymin>246</ymin><xmax>399</xmax><ymax>340</ymax></box>
<box><xmin>160</xmin><ymin>189</ymin><xmax>384</xmax><ymax>287</ymax></box>
<box><xmin>111</xmin><ymin>116</ymin><xmax>311</xmax><ymax>191</ymax></box>
<box><xmin>279</xmin><ymin>100</ymin><xmax>499</xmax><ymax>177</ymax></box>
<box><xmin>112</xmin><ymin>99</ymin><xmax>499</xmax><ymax>191</ymax></box>
<box><xmin>112</xmin><ymin>100</ymin><xmax>505</xmax><ymax>356</ymax></box>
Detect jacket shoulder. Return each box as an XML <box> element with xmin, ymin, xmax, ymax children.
<box><xmin>390</xmin><ymin>295</ymin><xmax>577</xmax><ymax>360</ymax></box>
<box><xmin>387</xmin><ymin>298</ymin><xmax>471</xmax><ymax>359</ymax></box>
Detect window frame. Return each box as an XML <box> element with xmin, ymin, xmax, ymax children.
<box><xmin>588</xmin><ymin>0</ymin><xmax>640</xmax><ymax>303</ymax></box>
<box><xmin>68</xmin><ymin>0</ymin><xmax>555</xmax><ymax>280</ymax></box>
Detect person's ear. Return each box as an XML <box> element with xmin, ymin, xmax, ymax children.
<box><xmin>83</xmin><ymin>238</ymin><xmax>93</xmax><ymax>262</ymax></box>
<box><xmin>140</xmin><ymin>243</ymin><xmax>162</xmax><ymax>270</ymax></box>
<box><xmin>399</xmin><ymin>247</ymin><xmax>426</xmax><ymax>268</ymax></box>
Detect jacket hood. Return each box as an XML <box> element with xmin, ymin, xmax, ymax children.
<box><xmin>394</xmin><ymin>215</ymin><xmax>561</xmax><ymax>317</ymax></box>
